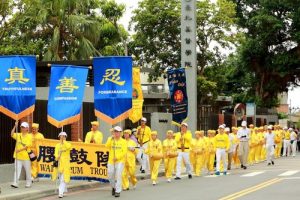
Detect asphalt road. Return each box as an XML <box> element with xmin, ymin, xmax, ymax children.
<box><xmin>42</xmin><ymin>154</ymin><xmax>300</xmax><ymax>200</ymax></box>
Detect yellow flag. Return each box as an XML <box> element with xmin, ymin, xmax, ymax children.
<box><xmin>129</xmin><ymin>68</ymin><xmax>144</xmax><ymax>123</ymax></box>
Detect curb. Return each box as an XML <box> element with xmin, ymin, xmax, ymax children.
<box><xmin>0</xmin><ymin>170</ymin><xmax>165</xmax><ymax>200</ymax></box>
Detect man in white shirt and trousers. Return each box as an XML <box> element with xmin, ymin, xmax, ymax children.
<box><xmin>265</xmin><ymin>125</ymin><xmax>275</xmax><ymax>165</ymax></box>
<box><xmin>237</xmin><ymin>121</ymin><xmax>250</xmax><ymax>169</ymax></box>
<box><xmin>289</xmin><ymin>128</ymin><xmax>297</xmax><ymax>157</ymax></box>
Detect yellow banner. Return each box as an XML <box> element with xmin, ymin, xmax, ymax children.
<box><xmin>129</xmin><ymin>68</ymin><xmax>144</xmax><ymax>123</ymax></box>
<box><xmin>36</xmin><ymin>139</ymin><xmax>109</xmax><ymax>182</ymax></box>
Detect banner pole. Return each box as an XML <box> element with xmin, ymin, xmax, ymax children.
<box><xmin>15</xmin><ymin>120</ymin><xmax>18</xmax><ymax>186</ymax></box>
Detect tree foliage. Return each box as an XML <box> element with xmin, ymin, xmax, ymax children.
<box><xmin>232</xmin><ymin>0</ymin><xmax>300</xmax><ymax>107</ymax></box>
<box><xmin>0</xmin><ymin>0</ymin><xmax>128</xmax><ymax>60</ymax></box>
<box><xmin>130</xmin><ymin>0</ymin><xmax>239</xmax><ymax>76</ymax></box>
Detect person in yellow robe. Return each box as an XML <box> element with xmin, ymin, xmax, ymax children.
<box><xmin>145</xmin><ymin>131</ymin><xmax>163</xmax><ymax>185</ymax></box>
<box><xmin>274</xmin><ymin>125</ymin><xmax>283</xmax><ymax>158</ymax></box>
<box><xmin>84</xmin><ymin>121</ymin><xmax>103</xmax><ymax>144</ymax></box>
<box><xmin>11</xmin><ymin>121</ymin><xmax>33</xmax><ymax>188</ymax></box>
<box><xmin>191</xmin><ymin>131</ymin><xmax>206</xmax><ymax>176</ymax></box>
<box><xmin>255</xmin><ymin>127</ymin><xmax>264</xmax><ymax>163</ymax></box>
<box><xmin>52</xmin><ymin>132</ymin><xmax>72</xmax><ymax>198</ymax></box>
<box><xmin>30</xmin><ymin>123</ymin><xmax>44</xmax><ymax>182</ymax></box>
<box><xmin>136</xmin><ymin>117</ymin><xmax>151</xmax><ymax>173</ymax></box>
<box><xmin>106</xmin><ymin>126</ymin><xmax>127</xmax><ymax>197</ymax></box>
<box><xmin>248</xmin><ymin>127</ymin><xmax>258</xmax><ymax>165</ymax></box>
<box><xmin>163</xmin><ymin>130</ymin><xmax>177</xmax><ymax>183</ymax></box>
<box><xmin>122</xmin><ymin>129</ymin><xmax>138</xmax><ymax>190</ymax></box>
<box><xmin>206</xmin><ymin>130</ymin><xmax>216</xmax><ymax>175</ymax></box>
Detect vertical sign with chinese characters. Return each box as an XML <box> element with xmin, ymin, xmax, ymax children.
<box><xmin>167</xmin><ymin>68</ymin><xmax>188</xmax><ymax>126</ymax></box>
<box><xmin>93</xmin><ymin>57</ymin><xmax>132</xmax><ymax>125</ymax></box>
<box><xmin>0</xmin><ymin>55</ymin><xmax>36</xmax><ymax>120</ymax></box>
<box><xmin>181</xmin><ymin>0</ymin><xmax>197</xmax><ymax>132</ymax></box>
<box><xmin>47</xmin><ymin>65</ymin><xmax>88</xmax><ymax>127</ymax></box>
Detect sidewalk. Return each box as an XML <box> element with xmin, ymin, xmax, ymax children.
<box><xmin>0</xmin><ymin>165</ymin><xmax>165</xmax><ymax>200</ymax></box>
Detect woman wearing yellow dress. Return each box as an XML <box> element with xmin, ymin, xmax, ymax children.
<box><xmin>191</xmin><ymin>131</ymin><xmax>206</xmax><ymax>176</ymax></box>
<box><xmin>52</xmin><ymin>132</ymin><xmax>72</xmax><ymax>198</ymax></box>
<box><xmin>122</xmin><ymin>129</ymin><xmax>138</xmax><ymax>190</ymax></box>
<box><xmin>145</xmin><ymin>131</ymin><xmax>163</xmax><ymax>185</ymax></box>
<box><xmin>163</xmin><ymin>130</ymin><xmax>177</xmax><ymax>182</ymax></box>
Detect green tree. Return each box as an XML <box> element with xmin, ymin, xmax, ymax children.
<box><xmin>232</xmin><ymin>0</ymin><xmax>300</xmax><ymax>107</ymax></box>
<box><xmin>0</xmin><ymin>0</ymin><xmax>128</xmax><ymax>60</ymax></box>
<box><xmin>130</xmin><ymin>0</ymin><xmax>239</xmax><ymax>78</ymax></box>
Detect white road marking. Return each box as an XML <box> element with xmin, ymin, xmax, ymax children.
<box><xmin>241</xmin><ymin>171</ymin><xmax>265</xmax><ymax>177</ymax></box>
<box><xmin>278</xmin><ymin>170</ymin><xmax>299</xmax><ymax>177</ymax></box>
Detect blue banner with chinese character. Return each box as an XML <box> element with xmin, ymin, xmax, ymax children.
<box><xmin>167</xmin><ymin>68</ymin><xmax>188</xmax><ymax>126</ymax></box>
<box><xmin>0</xmin><ymin>55</ymin><xmax>36</xmax><ymax>120</ymax></box>
<box><xmin>93</xmin><ymin>57</ymin><xmax>132</xmax><ymax>124</ymax></box>
<box><xmin>47</xmin><ymin>65</ymin><xmax>88</xmax><ymax>127</ymax></box>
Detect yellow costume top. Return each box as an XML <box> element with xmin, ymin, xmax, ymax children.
<box><xmin>191</xmin><ymin>138</ymin><xmax>206</xmax><ymax>154</ymax></box>
<box><xmin>85</xmin><ymin>130</ymin><xmax>103</xmax><ymax>144</ymax></box>
<box><xmin>52</xmin><ymin>141</ymin><xmax>72</xmax><ymax>183</ymax></box>
<box><xmin>137</xmin><ymin>125</ymin><xmax>151</xmax><ymax>145</ymax></box>
<box><xmin>106</xmin><ymin>138</ymin><xmax>127</xmax><ymax>164</ymax></box>
<box><xmin>214</xmin><ymin>133</ymin><xmax>229</xmax><ymax>150</ymax></box>
<box><xmin>12</xmin><ymin>133</ymin><xmax>32</xmax><ymax>160</ymax></box>
<box><xmin>162</xmin><ymin>138</ymin><xmax>177</xmax><ymax>157</ymax></box>
<box><xmin>174</xmin><ymin>131</ymin><xmax>193</xmax><ymax>152</ymax></box>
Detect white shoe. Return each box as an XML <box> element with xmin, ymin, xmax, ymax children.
<box><xmin>25</xmin><ymin>184</ymin><xmax>31</xmax><ymax>188</ymax></box>
<box><xmin>152</xmin><ymin>181</ymin><xmax>156</xmax><ymax>186</ymax></box>
<box><xmin>59</xmin><ymin>194</ymin><xmax>64</xmax><ymax>198</ymax></box>
<box><xmin>167</xmin><ymin>178</ymin><xmax>171</xmax><ymax>183</ymax></box>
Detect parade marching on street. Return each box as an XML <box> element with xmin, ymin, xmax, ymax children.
<box><xmin>2</xmin><ymin>118</ymin><xmax>300</xmax><ymax>200</ymax></box>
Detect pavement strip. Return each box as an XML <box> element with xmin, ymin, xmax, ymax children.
<box><xmin>241</xmin><ymin>171</ymin><xmax>265</xmax><ymax>177</ymax></box>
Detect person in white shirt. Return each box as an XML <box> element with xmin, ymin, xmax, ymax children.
<box><xmin>265</xmin><ymin>125</ymin><xmax>275</xmax><ymax>166</ymax></box>
<box><xmin>237</xmin><ymin>121</ymin><xmax>250</xmax><ymax>169</ymax></box>
<box><xmin>289</xmin><ymin>128</ymin><xmax>297</xmax><ymax>157</ymax></box>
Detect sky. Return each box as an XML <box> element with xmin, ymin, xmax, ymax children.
<box><xmin>115</xmin><ymin>0</ymin><xmax>300</xmax><ymax>108</ymax></box>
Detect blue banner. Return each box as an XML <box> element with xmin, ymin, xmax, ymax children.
<box><xmin>47</xmin><ymin>65</ymin><xmax>88</xmax><ymax>127</ymax></box>
<box><xmin>167</xmin><ymin>68</ymin><xmax>188</xmax><ymax>125</ymax></box>
<box><xmin>0</xmin><ymin>55</ymin><xmax>36</xmax><ymax>120</ymax></box>
<box><xmin>93</xmin><ymin>57</ymin><xmax>132</xmax><ymax>124</ymax></box>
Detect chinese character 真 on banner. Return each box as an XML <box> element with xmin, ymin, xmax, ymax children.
<box><xmin>0</xmin><ymin>55</ymin><xmax>36</xmax><ymax>120</ymax></box>
<box><xmin>47</xmin><ymin>65</ymin><xmax>88</xmax><ymax>127</ymax></box>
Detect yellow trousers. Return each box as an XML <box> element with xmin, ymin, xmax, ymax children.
<box><xmin>122</xmin><ymin>163</ymin><xmax>137</xmax><ymax>190</ymax></box>
<box><xmin>31</xmin><ymin>160</ymin><xmax>39</xmax><ymax>178</ymax></box>
<box><xmin>275</xmin><ymin>143</ymin><xmax>282</xmax><ymax>158</ymax></box>
<box><xmin>261</xmin><ymin>146</ymin><xmax>266</xmax><ymax>160</ymax></box>
<box><xmin>206</xmin><ymin>153</ymin><xmax>215</xmax><ymax>173</ymax></box>
<box><xmin>232</xmin><ymin>151</ymin><xmax>240</xmax><ymax>167</ymax></box>
<box><xmin>192</xmin><ymin>153</ymin><xmax>204</xmax><ymax>176</ymax></box>
<box><xmin>150</xmin><ymin>158</ymin><xmax>161</xmax><ymax>181</ymax></box>
<box><xmin>255</xmin><ymin>145</ymin><xmax>262</xmax><ymax>162</ymax></box>
<box><xmin>248</xmin><ymin>146</ymin><xmax>256</xmax><ymax>165</ymax></box>
<box><xmin>164</xmin><ymin>157</ymin><xmax>176</xmax><ymax>178</ymax></box>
